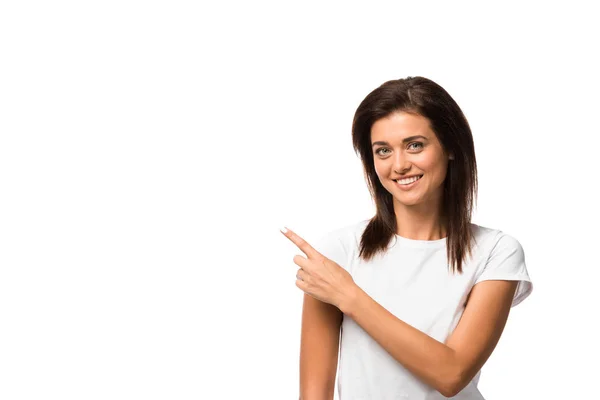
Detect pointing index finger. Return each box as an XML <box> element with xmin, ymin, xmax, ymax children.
<box><xmin>280</xmin><ymin>226</ymin><xmax>321</xmax><ymax>259</ymax></box>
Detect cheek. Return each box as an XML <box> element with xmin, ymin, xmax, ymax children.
<box><xmin>375</xmin><ymin>167</ymin><xmax>393</xmax><ymax>186</ymax></box>
<box><xmin>420</xmin><ymin>154</ymin><xmax>446</xmax><ymax>172</ymax></box>
<box><xmin>418</xmin><ymin>155</ymin><xmax>439</xmax><ymax>170</ymax></box>
<box><xmin>373</xmin><ymin>161</ymin><xmax>386</xmax><ymax>179</ymax></box>
<box><xmin>425</xmin><ymin>163</ymin><xmax>448</xmax><ymax>183</ymax></box>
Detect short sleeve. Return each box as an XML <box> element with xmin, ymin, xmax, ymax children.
<box><xmin>474</xmin><ymin>233</ymin><xmax>533</xmax><ymax>307</ymax></box>
<box><xmin>314</xmin><ymin>229</ymin><xmax>351</xmax><ymax>274</ymax></box>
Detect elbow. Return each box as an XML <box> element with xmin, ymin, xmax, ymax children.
<box><xmin>439</xmin><ymin>385</ymin><xmax>460</xmax><ymax>398</ymax></box>
<box><xmin>437</xmin><ymin>363</ymin><xmax>468</xmax><ymax>398</ymax></box>
<box><xmin>438</xmin><ymin>378</ymin><xmax>465</xmax><ymax>398</ymax></box>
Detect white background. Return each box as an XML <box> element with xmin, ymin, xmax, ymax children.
<box><xmin>1</xmin><ymin>1</ymin><xmax>598</xmax><ymax>399</ymax></box>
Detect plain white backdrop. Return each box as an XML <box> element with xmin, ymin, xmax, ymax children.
<box><xmin>1</xmin><ymin>1</ymin><xmax>598</xmax><ymax>399</ymax></box>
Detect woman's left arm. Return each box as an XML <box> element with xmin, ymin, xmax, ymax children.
<box><xmin>340</xmin><ymin>280</ymin><xmax>517</xmax><ymax>398</ymax></box>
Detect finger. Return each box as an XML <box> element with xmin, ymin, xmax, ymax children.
<box><xmin>280</xmin><ymin>226</ymin><xmax>321</xmax><ymax>259</ymax></box>
<box><xmin>295</xmin><ymin>279</ymin><xmax>306</xmax><ymax>291</ymax></box>
<box><xmin>293</xmin><ymin>254</ymin><xmax>310</xmax><ymax>269</ymax></box>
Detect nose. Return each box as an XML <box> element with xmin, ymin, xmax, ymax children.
<box><xmin>392</xmin><ymin>151</ymin><xmax>411</xmax><ymax>174</ymax></box>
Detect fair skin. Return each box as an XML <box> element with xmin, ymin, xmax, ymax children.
<box><xmin>282</xmin><ymin>111</ymin><xmax>517</xmax><ymax>397</ymax></box>
<box><xmin>372</xmin><ymin>110</ymin><xmax>451</xmax><ymax>240</ymax></box>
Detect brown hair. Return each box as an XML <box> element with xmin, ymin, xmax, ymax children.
<box><xmin>352</xmin><ymin>76</ymin><xmax>478</xmax><ymax>274</ymax></box>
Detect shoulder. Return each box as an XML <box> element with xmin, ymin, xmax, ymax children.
<box><xmin>470</xmin><ymin>223</ymin><xmax>532</xmax><ymax>307</ymax></box>
<box><xmin>469</xmin><ymin>222</ymin><xmax>523</xmax><ymax>254</ymax></box>
<box><xmin>315</xmin><ymin>219</ymin><xmax>369</xmax><ymax>271</ymax></box>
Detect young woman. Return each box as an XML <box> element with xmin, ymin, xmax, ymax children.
<box><xmin>280</xmin><ymin>76</ymin><xmax>533</xmax><ymax>399</ymax></box>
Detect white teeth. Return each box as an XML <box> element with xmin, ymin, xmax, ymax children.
<box><xmin>396</xmin><ymin>175</ymin><xmax>422</xmax><ymax>185</ymax></box>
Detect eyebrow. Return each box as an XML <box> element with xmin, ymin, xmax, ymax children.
<box><xmin>371</xmin><ymin>135</ymin><xmax>429</xmax><ymax>147</ymax></box>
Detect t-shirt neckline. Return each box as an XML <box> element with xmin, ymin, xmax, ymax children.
<box><xmin>393</xmin><ymin>233</ymin><xmax>447</xmax><ymax>249</ymax></box>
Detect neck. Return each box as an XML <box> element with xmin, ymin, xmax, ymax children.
<box><xmin>393</xmin><ymin>198</ymin><xmax>447</xmax><ymax>241</ymax></box>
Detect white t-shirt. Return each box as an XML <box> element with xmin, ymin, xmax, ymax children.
<box><xmin>314</xmin><ymin>219</ymin><xmax>533</xmax><ymax>400</ymax></box>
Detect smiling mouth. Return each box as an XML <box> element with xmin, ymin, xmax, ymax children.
<box><xmin>394</xmin><ymin>174</ymin><xmax>423</xmax><ymax>185</ymax></box>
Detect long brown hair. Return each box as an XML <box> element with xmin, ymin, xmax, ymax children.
<box><xmin>352</xmin><ymin>76</ymin><xmax>478</xmax><ymax>274</ymax></box>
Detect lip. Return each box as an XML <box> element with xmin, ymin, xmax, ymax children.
<box><xmin>393</xmin><ymin>174</ymin><xmax>423</xmax><ymax>191</ymax></box>
<box><xmin>392</xmin><ymin>174</ymin><xmax>422</xmax><ymax>181</ymax></box>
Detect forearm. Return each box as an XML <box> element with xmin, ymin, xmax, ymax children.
<box><xmin>299</xmin><ymin>386</ymin><xmax>334</xmax><ymax>400</ymax></box>
<box><xmin>340</xmin><ymin>285</ymin><xmax>460</xmax><ymax>396</ymax></box>
<box><xmin>299</xmin><ymin>376</ymin><xmax>335</xmax><ymax>400</ymax></box>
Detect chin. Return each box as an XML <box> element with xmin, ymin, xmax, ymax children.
<box><xmin>395</xmin><ymin>198</ymin><xmax>423</xmax><ymax>207</ymax></box>
<box><xmin>387</xmin><ymin>191</ymin><xmax>421</xmax><ymax>205</ymax></box>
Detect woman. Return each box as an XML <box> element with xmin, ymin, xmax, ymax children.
<box><xmin>280</xmin><ymin>76</ymin><xmax>533</xmax><ymax>399</ymax></box>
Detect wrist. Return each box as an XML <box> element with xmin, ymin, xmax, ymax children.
<box><xmin>340</xmin><ymin>283</ymin><xmax>362</xmax><ymax>316</ymax></box>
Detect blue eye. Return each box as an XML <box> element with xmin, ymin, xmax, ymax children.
<box><xmin>375</xmin><ymin>142</ymin><xmax>423</xmax><ymax>156</ymax></box>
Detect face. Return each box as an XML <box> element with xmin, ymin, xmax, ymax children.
<box><xmin>371</xmin><ymin>111</ymin><xmax>452</xmax><ymax>208</ymax></box>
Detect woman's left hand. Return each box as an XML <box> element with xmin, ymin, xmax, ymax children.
<box><xmin>280</xmin><ymin>226</ymin><xmax>357</xmax><ymax>312</ymax></box>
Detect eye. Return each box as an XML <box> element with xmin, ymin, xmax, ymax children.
<box><xmin>375</xmin><ymin>148</ymin><xmax>390</xmax><ymax>156</ymax></box>
<box><xmin>375</xmin><ymin>142</ymin><xmax>423</xmax><ymax>156</ymax></box>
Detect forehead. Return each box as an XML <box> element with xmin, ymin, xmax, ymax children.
<box><xmin>371</xmin><ymin>112</ymin><xmax>434</xmax><ymax>143</ymax></box>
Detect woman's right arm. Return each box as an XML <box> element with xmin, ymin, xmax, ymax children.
<box><xmin>299</xmin><ymin>292</ymin><xmax>343</xmax><ymax>400</ymax></box>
